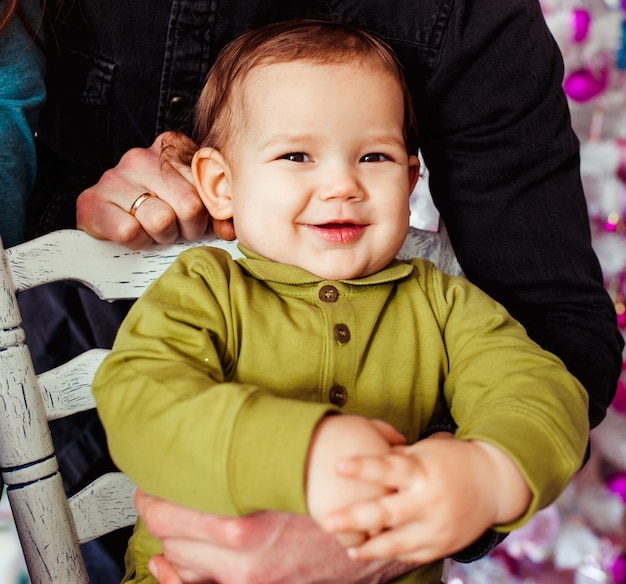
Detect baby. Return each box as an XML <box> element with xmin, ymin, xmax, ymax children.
<box><xmin>94</xmin><ymin>19</ymin><xmax>588</xmax><ymax>584</ymax></box>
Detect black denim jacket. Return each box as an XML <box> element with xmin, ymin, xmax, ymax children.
<box><xmin>31</xmin><ymin>0</ymin><xmax>624</xmax><ymax>564</ymax></box>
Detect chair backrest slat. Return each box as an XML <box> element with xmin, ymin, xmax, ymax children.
<box><xmin>38</xmin><ymin>349</ymin><xmax>108</xmax><ymax>420</ymax></box>
<box><xmin>6</xmin><ymin>230</ymin><xmax>242</xmax><ymax>300</ymax></box>
<box><xmin>69</xmin><ymin>473</ymin><xmax>138</xmax><ymax>544</ymax></box>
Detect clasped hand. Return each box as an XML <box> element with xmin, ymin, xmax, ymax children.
<box><xmin>310</xmin><ymin>419</ymin><xmax>531</xmax><ymax>565</ymax></box>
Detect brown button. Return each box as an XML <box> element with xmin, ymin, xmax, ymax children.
<box><xmin>319</xmin><ymin>285</ymin><xmax>338</xmax><ymax>303</ymax></box>
<box><xmin>329</xmin><ymin>384</ymin><xmax>348</xmax><ymax>407</ymax></box>
<box><xmin>334</xmin><ymin>323</ymin><xmax>351</xmax><ymax>344</ymax></box>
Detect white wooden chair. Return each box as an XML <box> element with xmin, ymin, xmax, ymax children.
<box><xmin>0</xmin><ymin>227</ymin><xmax>460</xmax><ymax>584</ymax></box>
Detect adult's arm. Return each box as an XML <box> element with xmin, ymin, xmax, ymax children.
<box><xmin>0</xmin><ymin>0</ymin><xmax>45</xmax><ymax>247</ymax></box>
<box><xmin>418</xmin><ymin>0</ymin><xmax>623</xmax><ymax>430</ymax></box>
<box><xmin>135</xmin><ymin>494</ymin><xmax>415</xmax><ymax>584</ymax></box>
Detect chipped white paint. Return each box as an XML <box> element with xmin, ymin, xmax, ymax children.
<box><xmin>6</xmin><ymin>229</ymin><xmax>243</xmax><ymax>300</ymax></box>
<box><xmin>8</xmin><ymin>472</ymin><xmax>88</xmax><ymax>583</ymax></box>
<box><xmin>0</xmin><ymin>242</ymin><xmax>21</xmax><ymax>330</ymax></box>
<box><xmin>69</xmin><ymin>473</ymin><xmax>137</xmax><ymax>544</ymax></box>
<box><xmin>0</xmin><ymin>342</ymin><xmax>55</xmax><ymax>468</ymax></box>
<box><xmin>38</xmin><ymin>349</ymin><xmax>108</xmax><ymax>420</ymax></box>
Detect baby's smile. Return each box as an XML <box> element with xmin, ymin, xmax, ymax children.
<box><xmin>304</xmin><ymin>222</ymin><xmax>366</xmax><ymax>244</ymax></box>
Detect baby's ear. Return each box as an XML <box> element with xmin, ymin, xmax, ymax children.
<box><xmin>192</xmin><ymin>147</ymin><xmax>233</xmax><ymax>220</ymax></box>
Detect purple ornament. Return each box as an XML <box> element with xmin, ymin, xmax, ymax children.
<box><xmin>563</xmin><ymin>67</ymin><xmax>609</xmax><ymax>102</ymax></box>
<box><xmin>606</xmin><ymin>471</ymin><xmax>626</xmax><ymax>503</ymax></box>
<box><xmin>616</xmin><ymin>140</ymin><xmax>626</xmax><ymax>184</ymax></box>
<box><xmin>611</xmin><ymin>554</ymin><xmax>626</xmax><ymax>584</ymax></box>
<box><xmin>572</xmin><ymin>9</ymin><xmax>591</xmax><ymax>43</ymax></box>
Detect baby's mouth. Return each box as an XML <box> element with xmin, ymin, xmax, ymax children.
<box><xmin>320</xmin><ymin>222</ymin><xmax>357</xmax><ymax>229</ymax></box>
<box><xmin>306</xmin><ymin>222</ymin><xmax>366</xmax><ymax>244</ymax></box>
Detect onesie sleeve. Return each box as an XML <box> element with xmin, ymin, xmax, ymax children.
<box><xmin>93</xmin><ymin>248</ymin><xmax>335</xmax><ymax>516</ymax></box>
<box><xmin>426</xmin><ymin>266</ymin><xmax>589</xmax><ymax>530</ymax></box>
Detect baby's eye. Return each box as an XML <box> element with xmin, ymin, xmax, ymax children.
<box><xmin>360</xmin><ymin>153</ymin><xmax>390</xmax><ymax>163</ymax></box>
<box><xmin>280</xmin><ymin>153</ymin><xmax>311</xmax><ymax>162</ymax></box>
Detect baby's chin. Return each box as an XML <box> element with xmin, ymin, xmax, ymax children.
<box><xmin>299</xmin><ymin>260</ymin><xmax>385</xmax><ymax>281</ymax></box>
<box><xmin>245</xmin><ymin>241</ymin><xmax>394</xmax><ymax>280</ymax></box>
<box><xmin>288</xmin><ymin>248</ymin><xmax>403</xmax><ymax>280</ymax></box>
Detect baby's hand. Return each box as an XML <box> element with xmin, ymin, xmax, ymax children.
<box><xmin>305</xmin><ymin>416</ymin><xmax>405</xmax><ymax>546</ymax></box>
<box><xmin>321</xmin><ymin>436</ymin><xmax>531</xmax><ymax>564</ymax></box>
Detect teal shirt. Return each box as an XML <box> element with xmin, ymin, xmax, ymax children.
<box><xmin>94</xmin><ymin>245</ymin><xmax>589</xmax><ymax>583</ymax></box>
<box><xmin>0</xmin><ymin>0</ymin><xmax>46</xmax><ymax>247</ymax></box>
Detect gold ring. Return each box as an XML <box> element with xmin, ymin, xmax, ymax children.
<box><xmin>129</xmin><ymin>192</ymin><xmax>157</xmax><ymax>217</ymax></box>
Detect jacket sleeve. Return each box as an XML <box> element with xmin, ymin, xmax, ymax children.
<box><xmin>93</xmin><ymin>250</ymin><xmax>334</xmax><ymax>516</ymax></box>
<box><xmin>419</xmin><ymin>0</ymin><xmax>623</xmax><ymax>431</ymax></box>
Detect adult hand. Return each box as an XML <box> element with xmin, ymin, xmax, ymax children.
<box><xmin>76</xmin><ymin>132</ymin><xmax>236</xmax><ymax>250</ymax></box>
<box><xmin>135</xmin><ymin>490</ymin><xmax>414</xmax><ymax>584</ymax></box>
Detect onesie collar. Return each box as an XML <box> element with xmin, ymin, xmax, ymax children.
<box><xmin>236</xmin><ymin>244</ymin><xmax>414</xmax><ymax>286</ymax></box>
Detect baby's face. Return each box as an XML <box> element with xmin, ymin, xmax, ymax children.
<box><xmin>227</xmin><ymin>60</ymin><xmax>419</xmax><ymax>280</ymax></box>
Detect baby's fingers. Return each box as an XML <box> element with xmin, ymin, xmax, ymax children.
<box><xmin>336</xmin><ymin>452</ymin><xmax>423</xmax><ymax>490</ymax></box>
<box><xmin>323</xmin><ymin>482</ymin><xmax>426</xmax><ymax>538</ymax></box>
<box><xmin>369</xmin><ymin>419</ymin><xmax>406</xmax><ymax>445</ymax></box>
<box><xmin>346</xmin><ymin>522</ymin><xmax>440</xmax><ymax>564</ymax></box>
<box><xmin>323</xmin><ymin>495</ymin><xmax>399</xmax><ymax>537</ymax></box>
<box><xmin>324</xmin><ymin>496</ymin><xmax>444</xmax><ymax>563</ymax></box>
<box><xmin>324</xmin><ymin>455</ymin><xmax>426</xmax><ymax>538</ymax></box>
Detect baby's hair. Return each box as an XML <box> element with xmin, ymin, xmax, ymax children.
<box><xmin>191</xmin><ymin>19</ymin><xmax>418</xmax><ymax>155</ymax></box>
